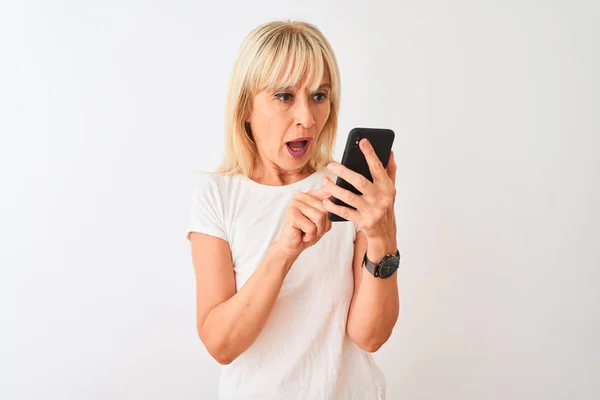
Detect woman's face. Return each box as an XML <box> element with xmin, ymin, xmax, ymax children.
<box><xmin>247</xmin><ymin>70</ymin><xmax>331</xmax><ymax>173</ymax></box>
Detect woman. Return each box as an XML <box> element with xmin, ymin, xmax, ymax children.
<box><xmin>186</xmin><ymin>20</ymin><xmax>400</xmax><ymax>399</ymax></box>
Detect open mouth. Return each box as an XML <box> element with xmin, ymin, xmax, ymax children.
<box><xmin>286</xmin><ymin>138</ymin><xmax>312</xmax><ymax>158</ymax></box>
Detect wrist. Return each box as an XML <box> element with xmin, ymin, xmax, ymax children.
<box><xmin>269</xmin><ymin>241</ymin><xmax>299</xmax><ymax>273</ymax></box>
<box><xmin>366</xmin><ymin>236</ymin><xmax>397</xmax><ymax>264</ymax></box>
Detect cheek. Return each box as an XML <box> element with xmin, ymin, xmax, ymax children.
<box><xmin>251</xmin><ymin>109</ymin><xmax>288</xmax><ymax>151</ymax></box>
<box><xmin>316</xmin><ymin>103</ymin><xmax>331</xmax><ymax>127</ymax></box>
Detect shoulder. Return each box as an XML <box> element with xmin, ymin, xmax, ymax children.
<box><xmin>187</xmin><ymin>173</ymin><xmax>233</xmax><ymax>241</ymax></box>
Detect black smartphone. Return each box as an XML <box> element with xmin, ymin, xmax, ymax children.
<box><xmin>328</xmin><ymin>127</ymin><xmax>395</xmax><ymax>222</ymax></box>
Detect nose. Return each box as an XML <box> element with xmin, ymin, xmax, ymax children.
<box><xmin>294</xmin><ymin>97</ymin><xmax>315</xmax><ymax>129</ymax></box>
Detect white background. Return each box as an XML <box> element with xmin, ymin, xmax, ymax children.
<box><xmin>1</xmin><ymin>0</ymin><xmax>599</xmax><ymax>399</ymax></box>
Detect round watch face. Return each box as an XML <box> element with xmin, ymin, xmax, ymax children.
<box><xmin>379</xmin><ymin>256</ymin><xmax>399</xmax><ymax>278</ymax></box>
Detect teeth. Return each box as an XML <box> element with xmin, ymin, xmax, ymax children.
<box><xmin>288</xmin><ymin>140</ymin><xmax>307</xmax><ymax>151</ymax></box>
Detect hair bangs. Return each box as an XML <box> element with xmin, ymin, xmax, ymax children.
<box><xmin>255</xmin><ymin>31</ymin><xmax>326</xmax><ymax>94</ymax></box>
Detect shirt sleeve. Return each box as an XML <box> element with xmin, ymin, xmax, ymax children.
<box><xmin>185</xmin><ymin>176</ymin><xmax>227</xmax><ymax>242</ymax></box>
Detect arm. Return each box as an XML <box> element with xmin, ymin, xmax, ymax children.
<box><xmin>190</xmin><ymin>232</ymin><xmax>296</xmax><ymax>365</ymax></box>
<box><xmin>321</xmin><ymin>138</ymin><xmax>401</xmax><ymax>353</ymax></box>
<box><xmin>189</xmin><ymin>186</ymin><xmax>332</xmax><ymax>365</ymax></box>
<box><xmin>346</xmin><ymin>231</ymin><xmax>399</xmax><ymax>352</ymax></box>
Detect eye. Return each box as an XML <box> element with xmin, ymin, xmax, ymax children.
<box><xmin>313</xmin><ymin>92</ymin><xmax>329</xmax><ymax>102</ymax></box>
<box><xmin>274</xmin><ymin>92</ymin><xmax>293</xmax><ymax>102</ymax></box>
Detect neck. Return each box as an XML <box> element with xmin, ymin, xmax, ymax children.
<box><xmin>251</xmin><ymin>159</ymin><xmax>314</xmax><ymax>186</ymax></box>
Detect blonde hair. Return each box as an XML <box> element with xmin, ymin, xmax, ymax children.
<box><xmin>215</xmin><ymin>20</ymin><xmax>341</xmax><ymax>177</ymax></box>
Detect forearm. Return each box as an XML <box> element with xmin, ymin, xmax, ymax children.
<box><xmin>347</xmin><ymin>237</ymin><xmax>400</xmax><ymax>352</ymax></box>
<box><xmin>200</xmin><ymin>243</ymin><xmax>295</xmax><ymax>364</ymax></box>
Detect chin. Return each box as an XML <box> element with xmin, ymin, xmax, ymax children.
<box><xmin>287</xmin><ymin>151</ymin><xmax>314</xmax><ymax>167</ymax></box>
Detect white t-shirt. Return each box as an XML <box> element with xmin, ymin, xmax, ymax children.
<box><xmin>186</xmin><ymin>167</ymin><xmax>386</xmax><ymax>400</ymax></box>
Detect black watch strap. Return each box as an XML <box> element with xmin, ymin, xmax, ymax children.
<box><xmin>363</xmin><ymin>249</ymin><xmax>400</xmax><ymax>278</ymax></box>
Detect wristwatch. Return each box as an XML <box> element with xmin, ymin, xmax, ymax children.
<box><xmin>363</xmin><ymin>250</ymin><xmax>400</xmax><ymax>279</ymax></box>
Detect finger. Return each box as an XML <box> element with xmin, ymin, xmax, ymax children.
<box><xmin>327</xmin><ymin>162</ymin><xmax>375</xmax><ymax>197</ymax></box>
<box><xmin>294</xmin><ymin>195</ymin><xmax>328</xmax><ymax>237</ymax></box>
<box><xmin>297</xmin><ymin>190</ymin><xmax>328</xmax><ymax>211</ymax></box>
<box><xmin>323</xmin><ymin>176</ymin><xmax>367</xmax><ymax>210</ymax></box>
<box><xmin>291</xmin><ymin>209</ymin><xmax>318</xmax><ymax>242</ymax></box>
<box><xmin>387</xmin><ymin>151</ymin><xmax>397</xmax><ymax>183</ymax></box>
<box><xmin>359</xmin><ymin>138</ymin><xmax>388</xmax><ymax>183</ymax></box>
<box><xmin>321</xmin><ymin>197</ymin><xmax>360</xmax><ymax>223</ymax></box>
<box><xmin>325</xmin><ymin>216</ymin><xmax>332</xmax><ymax>233</ymax></box>
<box><xmin>306</xmin><ymin>186</ymin><xmax>331</xmax><ymax>200</ymax></box>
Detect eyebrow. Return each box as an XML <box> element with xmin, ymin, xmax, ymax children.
<box><xmin>272</xmin><ymin>83</ymin><xmax>331</xmax><ymax>92</ymax></box>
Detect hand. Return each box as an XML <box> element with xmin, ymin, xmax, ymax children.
<box><xmin>322</xmin><ymin>138</ymin><xmax>398</xmax><ymax>244</ymax></box>
<box><xmin>274</xmin><ymin>186</ymin><xmax>333</xmax><ymax>259</ymax></box>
